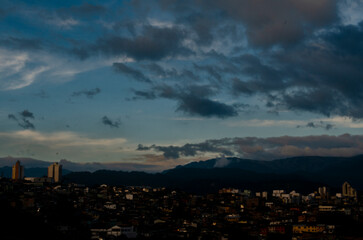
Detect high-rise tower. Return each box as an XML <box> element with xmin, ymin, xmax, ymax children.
<box><xmin>12</xmin><ymin>161</ymin><xmax>24</xmax><ymax>180</ymax></box>
<box><xmin>342</xmin><ymin>181</ymin><xmax>357</xmax><ymax>198</ymax></box>
<box><xmin>48</xmin><ymin>162</ymin><xmax>62</xmax><ymax>183</ymax></box>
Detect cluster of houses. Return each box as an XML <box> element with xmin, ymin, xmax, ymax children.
<box><xmin>0</xmin><ymin>176</ymin><xmax>362</xmax><ymax>239</ymax></box>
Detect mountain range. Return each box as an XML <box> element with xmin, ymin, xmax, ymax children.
<box><xmin>1</xmin><ymin>155</ymin><xmax>362</xmax><ymax>193</ymax></box>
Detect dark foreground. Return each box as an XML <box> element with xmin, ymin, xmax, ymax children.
<box><xmin>1</xmin><ymin>178</ymin><xmax>363</xmax><ymax>240</ymax></box>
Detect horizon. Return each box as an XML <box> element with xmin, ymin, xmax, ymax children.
<box><xmin>1</xmin><ymin>154</ymin><xmax>363</xmax><ymax>174</ymax></box>
<box><xmin>1</xmin><ymin>0</ymin><xmax>363</xmax><ymax>172</ymax></box>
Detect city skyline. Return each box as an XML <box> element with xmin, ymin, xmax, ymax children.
<box><xmin>1</xmin><ymin>0</ymin><xmax>363</xmax><ymax>171</ymax></box>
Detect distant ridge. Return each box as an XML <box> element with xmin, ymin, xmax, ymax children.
<box><xmin>63</xmin><ymin>155</ymin><xmax>363</xmax><ymax>193</ymax></box>
<box><xmin>2</xmin><ymin>155</ymin><xmax>362</xmax><ymax>193</ymax></box>
<box><xmin>175</xmin><ymin>155</ymin><xmax>363</xmax><ymax>174</ymax></box>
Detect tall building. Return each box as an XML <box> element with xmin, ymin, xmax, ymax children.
<box><xmin>318</xmin><ymin>186</ymin><xmax>329</xmax><ymax>199</ymax></box>
<box><xmin>12</xmin><ymin>161</ymin><xmax>24</xmax><ymax>180</ymax></box>
<box><xmin>48</xmin><ymin>162</ymin><xmax>62</xmax><ymax>183</ymax></box>
<box><xmin>342</xmin><ymin>181</ymin><xmax>357</xmax><ymax>198</ymax></box>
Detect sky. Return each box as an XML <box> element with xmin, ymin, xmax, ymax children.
<box><xmin>1</xmin><ymin>0</ymin><xmax>363</xmax><ymax>171</ymax></box>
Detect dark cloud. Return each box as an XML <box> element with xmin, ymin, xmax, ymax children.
<box><xmin>4</xmin><ymin>0</ymin><xmax>361</xmax><ymax>122</ymax></box>
<box><xmin>71</xmin><ymin>88</ymin><xmax>101</xmax><ymax>99</ymax></box>
<box><xmin>131</xmin><ymin>90</ymin><xmax>157</xmax><ymax>100</ymax></box>
<box><xmin>113</xmin><ymin>63</ymin><xmax>151</xmax><ymax>83</ymax></box>
<box><xmin>282</xmin><ymin>89</ymin><xmax>340</xmax><ymax>117</ymax></box>
<box><xmin>101</xmin><ymin>116</ymin><xmax>121</xmax><ymax>128</ymax></box>
<box><xmin>124</xmin><ymin>19</ymin><xmax>363</xmax><ymax>119</ymax></box>
<box><xmin>18</xmin><ymin>118</ymin><xmax>35</xmax><ymax>129</ymax></box>
<box><xmin>323</xmin><ymin>20</ymin><xmax>363</xmax><ymax>56</ymax></box>
<box><xmin>137</xmin><ymin>144</ymin><xmax>150</xmax><ymax>151</ymax></box>
<box><xmin>8</xmin><ymin>114</ymin><xmax>17</xmax><ymax>121</ymax></box>
<box><xmin>0</xmin><ymin>37</ymin><xmax>42</xmax><ymax>50</ymax></box>
<box><xmin>143</xmin><ymin>63</ymin><xmax>200</xmax><ymax>82</ymax></box>
<box><xmin>137</xmin><ymin>140</ymin><xmax>234</xmax><ymax>159</ymax></box>
<box><xmin>142</xmin><ymin>84</ymin><xmax>237</xmax><ymax>118</ymax></box>
<box><xmin>215</xmin><ymin>21</ymin><xmax>363</xmax><ymax>119</ymax></box>
<box><xmin>176</xmin><ymin>95</ymin><xmax>238</xmax><ymax>118</ymax></box>
<box><xmin>156</xmin><ymin>0</ymin><xmax>337</xmax><ymax>47</ymax></box>
<box><xmin>51</xmin><ymin>3</ymin><xmax>106</xmax><ymax>24</ymax></box>
<box><xmin>194</xmin><ymin>64</ymin><xmax>222</xmax><ymax>82</ymax></box>
<box><xmin>208</xmin><ymin>0</ymin><xmax>338</xmax><ymax>47</ymax></box>
<box><xmin>20</xmin><ymin>110</ymin><xmax>34</xmax><ymax>119</ymax></box>
<box><xmin>268</xmin><ymin>22</ymin><xmax>363</xmax><ymax>118</ymax></box>
<box><xmin>67</xmin><ymin>3</ymin><xmax>106</xmax><ymax>16</ymax></box>
<box><xmin>8</xmin><ymin>110</ymin><xmax>35</xmax><ymax>129</ymax></box>
<box><xmin>181</xmin><ymin>13</ymin><xmax>216</xmax><ymax>46</ymax></box>
<box><xmin>143</xmin><ymin>63</ymin><xmax>171</xmax><ymax>77</ymax></box>
<box><xmin>74</xmin><ymin>25</ymin><xmax>192</xmax><ymax>61</ymax></box>
<box><xmin>297</xmin><ymin>121</ymin><xmax>335</xmax><ymax>131</ymax></box>
<box><xmin>112</xmin><ymin>21</ymin><xmax>137</xmax><ymax>35</ymax></box>
<box><xmin>138</xmin><ymin>134</ymin><xmax>363</xmax><ymax>160</ymax></box>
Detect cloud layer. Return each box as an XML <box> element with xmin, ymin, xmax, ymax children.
<box><xmin>1</xmin><ymin>0</ymin><xmax>362</xmax><ymax>119</ymax></box>
<box><xmin>138</xmin><ymin>134</ymin><xmax>363</xmax><ymax>160</ymax></box>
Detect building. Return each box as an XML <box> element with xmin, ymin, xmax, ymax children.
<box><xmin>318</xmin><ymin>186</ymin><xmax>329</xmax><ymax>199</ymax></box>
<box><xmin>342</xmin><ymin>182</ymin><xmax>357</xmax><ymax>198</ymax></box>
<box><xmin>91</xmin><ymin>225</ymin><xmax>137</xmax><ymax>239</ymax></box>
<box><xmin>12</xmin><ymin>161</ymin><xmax>24</xmax><ymax>180</ymax></box>
<box><xmin>24</xmin><ymin>177</ymin><xmax>53</xmax><ymax>183</ymax></box>
<box><xmin>272</xmin><ymin>190</ymin><xmax>285</xmax><ymax>197</ymax></box>
<box><xmin>293</xmin><ymin>224</ymin><xmax>325</xmax><ymax>234</ymax></box>
<box><xmin>48</xmin><ymin>162</ymin><xmax>62</xmax><ymax>183</ymax></box>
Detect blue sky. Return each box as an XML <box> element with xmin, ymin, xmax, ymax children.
<box><xmin>1</xmin><ymin>0</ymin><xmax>363</xmax><ymax>171</ymax></box>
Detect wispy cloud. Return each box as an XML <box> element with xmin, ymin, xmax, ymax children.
<box><xmin>71</xmin><ymin>87</ymin><xmax>101</xmax><ymax>99</ymax></box>
<box><xmin>0</xmin><ymin>130</ymin><xmax>127</xmax><ymax>147</ymax></box>
<box><xmin>102</xmin><ymin>116</ymin><xmax>121</xmax><ymax>128</ymax></box>
<box><xmin>0</xmin><ymin>130</ymin><xmax>128</xmax><ymax>162</ymax></box>
<box><xmin>225</xmin><ymin>119</ymin><xmax>306</xmax><ymax>127</ymax></box>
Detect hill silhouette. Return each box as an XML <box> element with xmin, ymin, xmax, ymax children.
<box><xmin>63</xmin><ymin>155</ymin><xmax>363</xmax><ymax>193</ymax></box>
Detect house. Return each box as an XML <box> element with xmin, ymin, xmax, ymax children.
<box><xmin>91</xmin><ymin>225</ymin><xmax>137</xmax><ymax>239</ymax></box>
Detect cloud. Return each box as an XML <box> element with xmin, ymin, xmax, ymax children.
<box><xmin>71</xmin><ymin>87</ymin><xmax>101</xmax><ymax>99</ymax></box>
<box><xmin>142</xmin><ymin>63</ymin><xmax>199</xmax><ymax>81</ymax></box>
<box><xmin>268</xmin><ymin>22</ymin><xmax>363</xmax><ymax>118</ymax></box>
<box><xmin>101</xmin><ymin>116</ymin><xmax>121</xmax><ymax>128</ymax></box>
<box><xmin>34</xmin><ymin>89</ymin><xmax>50</xmax><ymax>99</ymax></box>
<box><xmin>137</xmin><ymin>134</ymin><xmax>363</xmax><ymax>160</ymax></box>
<box><xmin>0</xmin><ymin>130</ymin><xmax>127</xmax><ymax>147</ymax></box>
<box><xmin>8</xmin><ymin>110</ymin><xmax>35</xmax><ymax>129</ymax></box>
<box><xmin>0</xmin><ymin>130</ymin><xmax>128</xmax><ymax>163</ymax></box>
<box><xmin>176</xmin><ymin>95</ymin><xmax>238</xmax><ymax>118</ymax></box>
<box><xmin>157</xmin><ymin>0</ymin><xmax>337</xmax><ymax>47</ymax></box>
<box><xmin>0</xmin><ymin>49</ymin><xmax>47</xmax><ymax>90</ymax></box>
<box><xmin>214</xmin><ymin>155</ymin><xmax>231</xmax><ymax>167</ymax></box>
<box><xmin>8</xmin><ymin>114</ymin><xmax>17</xmax><ymax>121</ymax></box>
<box><xmin>131</xmin><ymin>90</ymin><xmax>157</xmax><ymax>100</ymax></box>
<box><xmin>18</xmin><ymin>118</ymin><xmax>35</xmax><ymax>130</ymax></box>
<box><xmin>60</xmin><ymin>3</ymin><xmax>106</xmax><ymax>17</ymax></box>
<box><xmin>137</xmin><ymin>139</ymin><xmax>234</xmax><ymax>159</ymax></box>
<box><xmin>131</xmin><ymin>83</ymin><xmax>237</xmax><ymax>118</ymax></box>
<box><xmin>20</xmin><ymin>110</ymin><xmax>34</xmax><ymax>119</ymax></box>
<box><xmin>0</xmin><ymin>47</ymin><xmax>109</xmax><ymax>90</ymax></box>
<box><xmin>297</xmin><ymin>121</ymin><xmax>335</xmax><ymax>130</ymax></box>
<box><xmin>0</xmin><ymin>37</ymin><xmax>42</xmax><ymax>50</ymax></box>
<box><xmin>209</xmin><ymin>0</ymin><xmax>338</xmax><ymax>47</ymax></box>
<box><xmin>74</xmin><ymin>25</ymin><xmax>192</xmax><ymax>60</ymax></box>
<box><xmin>113</xmin><ymin>62</ymin><xmax>151</xmax><ymax>82</ymax></box>
<box><xmin>2</xmin><ymin>0</ymin><xmax>362</xmax><ymax>123</ymax></box>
